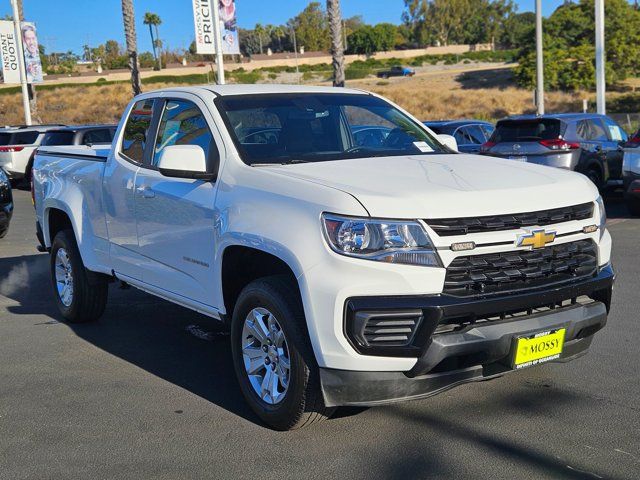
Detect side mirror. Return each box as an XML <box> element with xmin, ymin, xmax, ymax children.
<box><xmin>437</xmin><ymin>134</ymin><xmax>458</xmax><ymax>152</ymax></box>
<box><xmin>157</xmin><ymin>144</ymin><xmax>215</xmax><ymax>181</ymax></box>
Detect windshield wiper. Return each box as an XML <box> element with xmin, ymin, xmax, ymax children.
<box><xmin>280</xmin><ymin>159</ymin><xmax>310</xmax><ymax>165</ymax></box>
<box><xmin>250</xmin><ymin>158</ymin><xmax>310</xmax><ymax>167</ymax></box>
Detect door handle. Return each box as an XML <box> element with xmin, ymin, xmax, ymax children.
<box><xmin>137</xmin><ymin>185</ymin><xmax>155</xmax><ymax>198</ymax></box>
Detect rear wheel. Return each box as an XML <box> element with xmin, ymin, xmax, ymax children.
<box><xmin>230</xmin><ymin>275</ymin><xmax>334</xmax><ymax>430</ymax></box>
<box><xmin>50</xmin><ymin>229</ymin><xmax>108</xmax><ymax>323</ymax></box>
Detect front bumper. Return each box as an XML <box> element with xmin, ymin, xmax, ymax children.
<box><xmin>320</xmin><ymin>264</ymin><xmax>614</xmax><ymax>407</ymax></box>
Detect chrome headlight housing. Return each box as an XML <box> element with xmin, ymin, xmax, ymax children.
<box><xmin>0</xmin><ymin>167</ymin><xmax>8</xmax><ymax>185</ymax></box>
<box><xmin>596</xmin><ymin>196</ymin><xmax>606</xmax><ymax>239</ymax></box>
<box><xmin>322</xmin><ymin>213</ymin><xmax>441</xmax><ymax>266</ymax></box>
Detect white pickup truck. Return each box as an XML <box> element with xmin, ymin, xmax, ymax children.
<box><xmin>33</xmin><ymin>85</ymin><xmax>614</xmax><ymax>430</ymax></box>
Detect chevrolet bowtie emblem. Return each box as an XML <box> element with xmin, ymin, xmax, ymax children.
<box><xmin>516</xmin><ymin>229</ymin><xmax>556</xmax><ymax>249</ymax></box>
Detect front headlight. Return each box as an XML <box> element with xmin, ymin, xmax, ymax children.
<box><xmin>0</xmin><ymin>168</ymin><xmax>8</xmax><ymax>185</ymax></box>
<box><xmin>596</xmin><ymin>196</ymin><xmax>606</xmax><ymax>239</ymax></box>
<box><xmin>322</xmin><ymin>213</ymin><xmax>441</xmax><ymax>266</ymax></box>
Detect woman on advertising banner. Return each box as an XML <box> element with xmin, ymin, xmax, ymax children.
<box><xmin>219</xmin><ymin>0</ymin><xmax>239</xmax><ymax>54</ymax></box>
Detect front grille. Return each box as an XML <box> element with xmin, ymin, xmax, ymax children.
<box><xmin>426</xmin><ymin>202</ymin><xmax>593</xmax><ymax>236</ymax></box>
<box><xmin>444</xmin><ymin>239</ymin><xmax>598</xmax><ymax>296</ymax></box>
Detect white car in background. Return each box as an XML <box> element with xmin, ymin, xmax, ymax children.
<box><xmin>0</xmin><ymin>124</ymin><xmax>65</xmax><ymax>183</ymax></box>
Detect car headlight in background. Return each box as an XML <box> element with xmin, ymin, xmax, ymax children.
<box><xmin>322</xmin><ymin>213</ymin><xmax>441</xmax><ymax>266</ymax></box>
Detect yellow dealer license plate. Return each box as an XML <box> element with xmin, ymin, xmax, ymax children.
<box><xmin>512</xmin><ymin>328</ymin><xmax>565</xmax><ymax>369</ymax></box>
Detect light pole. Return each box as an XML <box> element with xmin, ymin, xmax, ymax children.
<box><xmin>535</xmin><ymin>0</ymin><xmax>544</xmax><ymax>115</ymax></box>
<box><xmin>10</xmin><ymin>0</ymin><xmax>31</xmax><ymax>125</ymax></box>
<box><xmin>212</xmin><ymin>2</ymin><xmax>225</xmax><ymax>84</ymax></box>
<box><xmin>291</xmin><ymin>27</ymin><xmax>299</xmax><ymax>76</ymax></box>
<box><xmin>595</xmin><ymin>0</ymin><xmax>605</xmax><ymax>114</ymax></box>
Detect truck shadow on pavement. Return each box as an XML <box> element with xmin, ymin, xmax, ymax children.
<box><xmin>0</xmin><ymin>254</ymin><xmax>628</xmax><ymax>478</ymax></box>
<box><xmin>0</xmin><ymin>252</ymin><xmax>259</xmax><ymax>425</ymax></box>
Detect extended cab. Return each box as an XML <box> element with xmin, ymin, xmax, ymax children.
<box><xmin>32</xmin><ymin>85</ymin><xmax>614</xmax><ymax>430</ymax></box>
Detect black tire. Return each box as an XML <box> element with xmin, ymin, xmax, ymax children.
<box><xmin>585</xmin><ymin>167</ymin><xmax>603</xmax><ymax>190</ymax></box>
<box><xmin>230</xmin><ymin>275</ymin><xmax>334</xmax><ymax>430</ymax></box>
<box><xmin>50</xmin><ymin>229</ymin><xmax>108</xmax><ymax>323</ymax></box>
<box><xmin>626</xmin><ymin>198</ymin><xmax>640</xmax><ymax>217</ymax></box>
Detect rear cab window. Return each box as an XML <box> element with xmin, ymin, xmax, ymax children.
<box><xmin>41</xmin><ymin>131</ymin><xmax>76</xmax><ymax>146</ymax></box>
<box><xmin>491</xmin><ymin>119</ymin><xmax>563</xmax><ymax>142</ymax></box>
<box><xmin>121</xmin><ymin>99</ymin><xmax>156</xmax><ymax>163</ymax></box>
<box><xmin>83</xmin><ymin>129</ymin><xmax>114</xmax><ymax>145</ymax></box>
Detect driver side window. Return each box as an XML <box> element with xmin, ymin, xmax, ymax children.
<box><xmin>152</xmin><ymin>99</ymin><xmax>215</xmax><ymax>167</ymax></box>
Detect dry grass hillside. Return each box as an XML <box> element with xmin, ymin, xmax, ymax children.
<box><xmin>351</xmin><ymin>68</ymin><xmax>590</xmax><ymax>120</ymax></box>
<box><xmin>0</xmin><ymin>67</ymin><xmax>610</xmax><ymax>125</ymax></box>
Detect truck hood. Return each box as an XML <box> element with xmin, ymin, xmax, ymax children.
<box><xmin>260</xmin><ymin>154</ymin><xmax>598</xmax><ymax>218</ymax></box>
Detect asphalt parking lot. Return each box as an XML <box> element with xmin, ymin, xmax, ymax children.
<box><xmin>1</xmin><ymin>188</ymin><xmax>639</xmax><ymax>480</ymax></box>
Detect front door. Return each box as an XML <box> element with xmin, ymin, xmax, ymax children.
<box><xmin>133</xmin><ymin>97</ymin><xmax>220</xmax><ymax>307</ymax></box>
<box><xmin>103</xmin><ymin>97</ymin><xmax>158</xmax><ymax>280</ymax></box>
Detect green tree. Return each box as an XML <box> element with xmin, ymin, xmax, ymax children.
<box><xmin>143</xmin><ymin>12</ymin><xmax>162</xmax><ymax>70</ymax></box>
<box><xmin>347</xmin><ymin>25</ymin><xmax>377</xmax><ymax>55</ymax></box>
<box><xmin>500</xmin><ymin>11</ymin><xmax>535</xmax><ymax>49</ymax></box>
<box><xmin>373</xmin><ymin>23</ymin><xmax>398</xmax><ymax>51</ymax></box>
<box><xmin>289</xmin><ymin>2</ymin><xmax>330</xmax><ymax>52</ymax></box>
<box><xmin>271</xmin><ymin>25</ymin><xmax>286</xmax><ymax>52</ymax></box>
<box><xmin>254</xmin><ymin>23</ymin><xmax>266</xmax><ymax>54</ymax></box>
<box><xmin>515</xmin><ymin>0</ymin><xmax>640</xmax><ymax>90</ymax></box>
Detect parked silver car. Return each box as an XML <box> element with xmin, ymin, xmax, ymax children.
<box><xmin>0</xmin><ymin>124</ymin><xmax>66</xmax><ymax>183</ymax></box>
<box><xmin>480</xmin><ymin>114</ymin><xmax>628</xmax><ymax>189</ymax></box>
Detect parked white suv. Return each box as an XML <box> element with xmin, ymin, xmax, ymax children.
<box><xmin>0</xmin><ymin>124</ymin><xmax>65</xmax><ymax>182</ymax></box>
<box><xmin>32</xmin><ymin>85</ymin><xmax>613</xmax><ymax>430</ymax></box>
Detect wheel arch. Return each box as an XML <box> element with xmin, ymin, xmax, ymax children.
<box><xmin>219</xmin><ymin>244</ymin><xmax>304</xmax><ymax>321</ymax></box>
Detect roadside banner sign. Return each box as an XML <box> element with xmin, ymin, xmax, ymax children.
<box><xmin>192</xmin><ymin>0</ymin><xmax>239</xmax><ymax>55</ymax></box>
<box><xmin>218</xmin><ymin>0</ymin><xmax>239</xmax><ymax>55</ymax></box>
<box><xmin>0</xmin><ymin>20</ymin><xmax>21</xmax><ymax>84</ymax></box>
<box><xmin>21</xmin><ymin>22</ymin><xmax>43</xmax><ymax>83</ymax></box>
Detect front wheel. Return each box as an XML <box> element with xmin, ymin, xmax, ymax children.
<box><xmin>50</xmin><ymin>229</ymin><xmax>108</xmax><ymax>323</ymax></box>
<box><xmin>585</xmin><ymin>167</ymin><xmax>603</xmax><ymax>190</ymax></box>
<box><xmin>230</xmin><ymin>275</ymin><xmax>334</xmax><ymax>430</ymax></box>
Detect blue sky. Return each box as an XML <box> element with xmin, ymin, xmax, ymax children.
<box><xmin>0</xmin><ymin>0</ymin><xmax>571</xmax><ymax>55</ymax></box>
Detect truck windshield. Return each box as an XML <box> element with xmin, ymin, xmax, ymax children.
<box><xmin>215</xmin><ymin>93</ymin><xmax>446</xmax><ymax>165</ymax></box>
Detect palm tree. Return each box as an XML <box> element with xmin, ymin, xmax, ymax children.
<box><xmin>272</xmin><ymin>25</ymin><xmax>285</xmax><ymax>52</ymax></box>
<box><xmin>254</xmin><ymin>23</ymin><xmax>265</xmax><ymax>54</ymax></box>
<box><xmin>121</xmin><ymin>0</ymin><xmax>142</xmax><ymax>95</ymax></box>
<box><xmin>143</xmin><ymin>12</ymin><xmax>162</xmax><ymax>70</ymax></box>
<box><xmin>327</xmin><ymin>0</ymin><xmax>345</xmax><ymax>87</ymax></box>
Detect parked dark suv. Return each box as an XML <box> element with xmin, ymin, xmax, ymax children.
<box><xmin>40</xmin><ymin>125</ymin><xmax>117</xmax><ymax>148</ymax></box>
<box><xmin>424</xmin><ymin>120</ymin><xmax>494</xmax><ymax>153</ymax></box>
<box><xmin>480</xmin><ymin>114</ymin><xmax>628</xmax><ymax>189</ymax></box>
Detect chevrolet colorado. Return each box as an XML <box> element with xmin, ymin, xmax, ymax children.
<box><xmin>32</xmin><ymin>85</ymin><xmax>613</xmax><ymax>430</ymax></box>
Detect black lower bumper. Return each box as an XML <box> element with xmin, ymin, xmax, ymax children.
<box><xmin>321</xmin><ymin>265</ymin><xmax>614</xmax><ymax>407</ymax></box>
